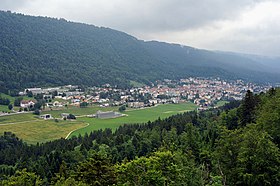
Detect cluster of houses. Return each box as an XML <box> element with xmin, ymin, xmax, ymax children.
<box><xmin>39</xmin><ymin>113</ymin><xmax>74</xmax><ymax>120</ymax></box>
<box><xmin>19</xmin><ymin>77</ymin><xmax>271</xmax><ymax>111</ymax></box>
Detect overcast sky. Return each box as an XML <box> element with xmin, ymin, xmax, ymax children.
<box><xmin>1</xmin><ymin>0</ymin><xmax>280</xmax><ymax>56</ymax></box>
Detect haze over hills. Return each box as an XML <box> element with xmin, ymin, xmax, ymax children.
<box><xmin>0</xmin><ymin>11</ymin><xmax>279</xmax><ymax>93</ymax></box>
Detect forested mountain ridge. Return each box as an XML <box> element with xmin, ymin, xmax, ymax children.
<box><xmin>0</xmin><ymin>11</ymin><xmax>280</xmax><ymax>94</ymax></box>
<box><xmin>0</xmin><ymin>88</ymin><xmax>280</xmax><ymax>185</ymax></box>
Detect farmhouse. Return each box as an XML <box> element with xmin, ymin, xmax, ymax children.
<box><xmin>40</xmin><ymin>114</ymin><xmax>52</xmax><ymax>120</ymax></box>
<box><xmin>20</xmin><ymin>100</ymin><xmax>36</xmax><ymax>108</ymax></box>
<box><xmin>61</xmin><ymin>113</ymin><xmax>70</xmax><ymax>119</ymax></box>
<box><xmin>53</xmin><ymin>101</ymin><xmax>63</xmax><ymax>107</ymax></box>
<box><xmin>96</xmin><ymin>110</ymin><xmax>122</xmax><ymax>119</ymax></box>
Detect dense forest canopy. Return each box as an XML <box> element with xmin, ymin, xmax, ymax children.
<box><xmin>0</xmin><ymin>88</ymin><xmax>280</xmax><ymax>185</ymax></box>
<box><xmin>1</xmin><ymin>11</ymin><xmax>280</xmax><ymax>94</ymax></box>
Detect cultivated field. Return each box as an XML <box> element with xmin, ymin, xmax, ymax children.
<box><xmin>0</xmin><ymin>113</ymin><xmax>86</xmax><ymax>144</ymax></box>
<box><xmin>41</xmin><ymin>105</ymin><xmax>118</xmax><ymax>118</ymax></box>
<box><xmin>0</xmin><ymin>102</ymin><xmax>198</xmax><ymax>143</ymax></box>
<box><xmin>0</xmin><ymin>102</ymin><xmax>230</xmax><ymax>144</ymax></box>
<box><xmin>69</xmin><ymin>103</ymin><xmax>198</xmax><ymax>137</ymax></box>
<box><xmin>0</xmin><ymin>101</ymin><xmax>229</xmax><ymax>144</ymax></box>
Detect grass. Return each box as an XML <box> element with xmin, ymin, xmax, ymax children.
<box><xmin>0</xmin><ymin>113</ymin><xmax>36</xmax><ymax>124</ymax></box>
<box><xmin>215</xmin><ymin>101</ymin><xmax>229</xmax><ymax>107</ymax></box>
<box><xmin>0</xmin><ymin>103</ymin><xmax>197</xmax><ymax>143</ymax></box>
<box><xmin>0</xmin><ymin>119</ymin><xmax>86</xmax><ymax>144</ymax></box>
<box><xmin>0</xmin><ymin>93</ymin><xmax>17</xmax><ymax>103</ymax></box>
<box><xmin>70</xmin><ymin>102</ymin><xmax>197</xmax><ymax>137</ymax></box>
<box><xmin>0</xmin><ymin>100</ymin><xmax>227</xmax><ymax>143</ymax></box>
<box><xmin>0</xmin><ymin>105</ymin><xmax>11</xmax><ymax>112</ymax></box>
<box><xmin>0</xmin><ymin>93</ymin><xmax>34</xmax><ymax>112</ymax></box>
<box><xmin>0</xmin><ymin>93</ymin><xmax>31</xmax><ymax>103</ymax></box>
<box><xmin>0</xmin><ymin>102</ymin><xmax>199</xmax><ymax>143</ymax></box>
<box><xmin>41</xmin><ymin>105</ymin><xmax>118</xmax><ymax>118</ymax></box>
<box><xmin>0</xmin><ymin>105</ymin><xmax>21</xmax><ymax>113</ymax></box>
<box><xmin>0</xmin><ymin>105</ymin><xmax>118</xmax><ymax>144</ymax></box>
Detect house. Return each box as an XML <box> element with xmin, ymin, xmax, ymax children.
<box><xmin>53</xmin><ymin>101</ymin><xmax>62</xmax><ymax>107</ymax></box>
<box><xmin>40</xmin><ymin>114</ymin><xmax>52</xmax><ymax>120</ymax></box>
<box><xmin>61</xmin><ymin>113</ymin><xmax>70</xmax><ymax>119</ymax></box>
<box><xmin>20</xmin><ymin>100</ymin><xmax>36</xmax><ymax>108</ymax></box>
<box><xmin>149</xmin><ymin>100</ymin><xmax>158</xmax><ymax>104</ymax></box>
<box><xmin>46</xmin><ymin>103</ymin><xmax>53</xmax><ymax>107</ymax></box>
<box><xmin>61</xmin><ymin>113</ymin><xmax>76</xmax><ymax>119</ymax></box>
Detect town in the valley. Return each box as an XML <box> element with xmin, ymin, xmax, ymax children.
<box><xmin>12</xmin><ymin>77</ymin><xmax>271</xmax><ymax>113</ymax></box>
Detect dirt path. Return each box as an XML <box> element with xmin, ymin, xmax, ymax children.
<box><xmin>65</xmin><ymin>123</ymin><xmax>89</xmax><ymax>139</ymax></box>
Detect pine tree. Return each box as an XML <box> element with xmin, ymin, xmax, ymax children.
<box><xmin>238</xmin><ymin>90</ymin><xmax>258</xmax><ymax>127</ymax></box>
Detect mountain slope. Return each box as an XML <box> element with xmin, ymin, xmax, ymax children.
<box><xmin>144</xmin><ymin>41</ymin><xmax>280</xmax><ymax>83</ymax></box>
<box><xmin>0</xmin><ymin>11</ymin><xmax>168</xmax><ymax>91</ymax></box>
<box><xmin>0</xmin><ymin>11</ymin><xmax>279</xmax><ymax>93</ymax></box>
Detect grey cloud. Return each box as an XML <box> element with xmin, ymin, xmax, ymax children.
<box><xmin>0</xmin><ymin>0</ymin><xmax>28</xmax><ymax>10</ymax></box>
<box><xmin>20</xmin><ymin>0</ymin><xmax>267</xmax><ymax>33</ymax></box>
<box><xmin>91</xmin><ymin>0</ymin><xmax>266</xmax><ymax>32</ymax></box>
<box><xmin>1</xmin><ymin>0</ymin><xmax>270</xmax><ymax>33</ymax></box>
<box><xmin>0</xmin><ymin>0</ymin><xmax>279</xmax><ymax>56</ymax></box>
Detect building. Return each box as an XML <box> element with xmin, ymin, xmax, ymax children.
<box><xmin>61</xmin><ymin>113</ymin><xmax>70</xmax><ymax>119</ymax></box>
<box><xmin>24</xmin><ymin>88</ymin><xmax>44</xmax><ymax>95</ymax></box>
<box><xmin>40</xmin><ymin>114</ymin><xmax>52</xmax><ymax>120</ymax></box>
<box><xmin>20</xmin><ymin>100</ymin><xmax>36</xmax><ymax>108</ymax></box>
<box><xmin>96</xmin><ymin>110</ymin><xmax>122</xmax><ymax>119</ymax></box>
<box><xmin>128</xmin><ymin>102</ymin><xmax>144</xmax><ymax>108</ymax></box>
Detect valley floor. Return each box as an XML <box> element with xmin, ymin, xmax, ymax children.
<box><xmin>0</xmin><ymin>101</ymin><xmax>225</xmax><ymax>144</ymax></box>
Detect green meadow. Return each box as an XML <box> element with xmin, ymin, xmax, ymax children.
<box><xmin>0</xmin><ymin>103</ymin><xmax>198</xmax><ymax>143</ymax></box>
<box><xmin>0</xmin><ymin>93</ymin><xmax>34</xmax><ymax>112</ymax></box>
<box><xmin>69</xmin><ymin>103</ymin><xmax>198</xmax><ymax>137</ymax></box>
<box><xmin>215</xmin><ymin>100</ymin><xmax>229</xmax><ymax>107</ymax></box>
<box><xmin>0</xmin><ymin>101</ymin><xmax>228</xmax><ymax>143</ymax></box>
<box><xmin>41</xmin><ymin>105</ymin><xmax>118</xmax><ymax>118</ymax></box>
<box><xmin>0</xmin><ymin>113</ymin><xmax>86</xmax><ymax>144</ymax></box>
<box><xmin>0</xmin><ymin>120</ymin><xmax>86</xmax><ymax>144</ymax></box>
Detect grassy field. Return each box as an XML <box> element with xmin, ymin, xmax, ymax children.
<box><xmin>0</xmin><ymin>118</ymin><xmax>86</xmax><ymax>144</ymax></box>
<box><xmin>0</xmin><ymin>113</ymin><xmax>36</xmax><ymax>124</ymax></box>
<box><xmin>0</xmin><ymin>93</ymin><xmax>33</xmax><ymax>112</ymax></box>
<box><xmin>0</xmin><ymin>105</ymin><xmax>119</xmax><ymax>144</ymax></box>
<box><xmin>70</xmin><ymin>102</ymin><xmax>198</xmax><ymax>137</ymax></box>
<box><xmin>41</xmin><ymin>106</ymin><xmax>118</xmax><ymax>118</ymax></box>
<box><xmin>215</xmin><ymin>101</ymin><xmax>229</xmax><ymax>107</ymax></box>
<box><xmin>0</xmin><ymin>93</ymin><xmax>32</xmax><ymax>103</ymax></box>
<box><xmin>0</xmin><ymin>100</ymin><xmax>229</xmax><ymax>143</ymax></box>
<box><xmin>0</xmin><ymin>105</ymin><xmax>11</xmax><ymax>112</ymax></box>
<box><xmin>0</xmin><ymin>103</ymin><xmax>197</xmax><ymax>143</ymax></box>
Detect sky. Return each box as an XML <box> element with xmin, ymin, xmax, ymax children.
<box><xmin>1</xmin><ymin>0</ymin><xmax>280</xmax><ymax>56</ymax></box>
